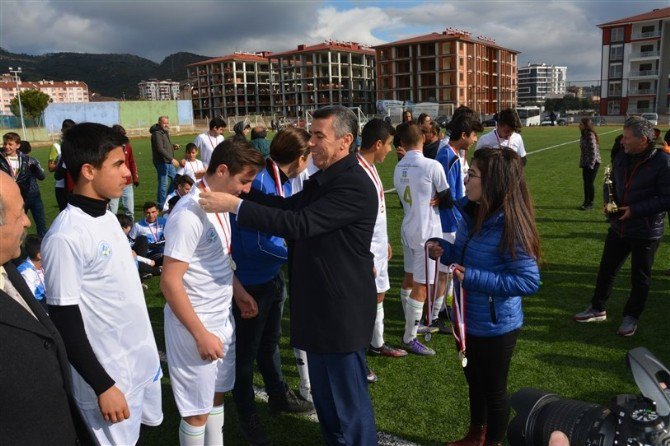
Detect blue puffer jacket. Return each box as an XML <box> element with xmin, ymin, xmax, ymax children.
<box><xmin>436</xmin><ymin>198</ymin><xmax>540</xmax><ymax>337</ymax></box>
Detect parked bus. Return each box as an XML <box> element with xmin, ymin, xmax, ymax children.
<box><xmin>516</xmin><ymin>106</ymin><xmax>541</xmax><ymax>126</ymax></box>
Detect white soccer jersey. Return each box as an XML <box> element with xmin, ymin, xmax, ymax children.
<box><xmin>194</xmin><ymin>132</ymin><xmax>224</xmax><ymax>166</ymax></box>
<box><xmin>43</xmin><ymin>205</ymin><xmax>161</xmax><ymax>410</ymax></box>
<box><xmin>162</xmin><ymin>185</ymin><xmax>234</xmax><ymax>323</ymax></box>
<box><xmin>289</xmin><ymin>156</ymin><xmax>319</xmax><ymax>194</ymax></box>
<box><xmin>177</xmin><ymin>159</ymin><xmax>206</xmax><ymax>182</ymax></box>
<box><xmin>393</xmin><ymin>150</ymin><xmax>448</xmax><ymax>249</ymax></box>
<box><xmin>476</xmin><ymin>129</ymin><xmax>526</xmax><ymax>157</ymax></box>
<box><xmin>357</xmin><ymin>153</ymin><xmax>388</xmax><ymax>260</ymax></box>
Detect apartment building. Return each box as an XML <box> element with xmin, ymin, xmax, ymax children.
<box><xmin>373</xmin><ymin>28</ymin><xmax>518</xmax><ymax>116</ymax></box>
<box><xmin>271</xmin><ymin>41</ymin><xmax>376</xmax><ymax>116</ymax></box>
<box><xmin>187</xmin><ymin>52</ymin><xmax>275</xmax><ymax>119</ymax></box>
<box><xmin>518</xmin><ymin>63</ymin><xmax>567</xmax><ymax>105</ymax></box>
<box><xmin>0</xmin><ymin>78</ymin><xmax>88</xmax><ymax>115</ymax></box>
<box><xmin>598</xmin><ymin>6</ymin><xmax>670</xmax><ymax>116</ymax></box>
<box><xmin>137</xmin><ymin>79</ymin><xmax>180</xmax><ymax>101</ymax></box>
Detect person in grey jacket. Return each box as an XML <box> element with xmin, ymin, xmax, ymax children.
<box><xmin>150</xmin><ymin>116</ymin><xmax>180</xmax><ymax>209</ymax></box>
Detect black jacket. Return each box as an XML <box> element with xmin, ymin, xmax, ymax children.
<box><xmin>0</xmin><ymin>152</ymin><xmax>45</xmax><ymax>198</ymax></box>
<box><xmin>150</xmin><ymin>124</ymin><xmax>174</xmax><ymax>164</ymax></box>
<box><xmin>0</xmin><ymin>262</ymin><xmax>96</xmax><ymax>445</ymax></box>
<box><xmin>237</xmin><ymin>153</ymin><xmax>378</xmax><ymax>353</ymax></box>
<box><xmin>609</xmin><ymin>147</ymin><xmax>670</xmax><ymax>239</ymax></box>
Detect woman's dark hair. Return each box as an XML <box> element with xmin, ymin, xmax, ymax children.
<box><xmin>471</xmin><ymin>147</ymin><xmax>540</xmax><ymax>260</ymax></box>
<box><xmin>580</xmin><ymin>117</ymin><xmax>599</xmax><ymax>144</ymax></box>
<box><xmin>498</xmin><ymin>109</ymin><xmax>522</xmax><ymax>133</ymax></box>
<box><xmin>270</xmin><ymin>127</ymin><xmax>310</xmax><ymax>165</ymax></box>
<box><xmin>417</xmin><ymin>113</ymin><xmax>429</xmax><ymax>126</ymax></box>
<box><xmin>18</xmin><ymin>140</ymin><xmax>32</xmax><ymax>154</ymax></box>
<box><xmin>402</xmin><ymin>110</ymin><xmax>413</xmax><ymax>123</ymax></box>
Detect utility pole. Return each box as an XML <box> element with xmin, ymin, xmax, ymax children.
<box><xmin>8</xmin><ymin>67</ymin><xmax>27</xmax><ymax>140</ymax></box>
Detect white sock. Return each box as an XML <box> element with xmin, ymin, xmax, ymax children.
<box><xmin>179</xmin><ymin>419</ymin><xmax>206</xmax><ymax>446</ymax></box>
<box><xmin>294</xmin><ymin>348</ymin><xmax>310</xmax><ymax>389</ymax></box>
<box><xmin>400</xmin><ymin>288</ymin><xmax>411</xmax><ymax>316</ymax></box>
<box><xmin>205</xmin><ymin>405</ymin><xmax>224</xmax><ymax>446</ymax></box>
<box><xmin>432</xmin><ymin>295</ymin><xmax>445</xmax><ymax>321</ymax></box>
<box><xmin>371</xmin><ymin>302</ymin><xmax>384</xmax><ymax>348</ymax></box>
<box><xmin>403</xmin><ymin>298</ymin><xmax>424</xmax><ymax>344</ymax></box>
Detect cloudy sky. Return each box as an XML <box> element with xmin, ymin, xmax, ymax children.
<box><xmin>1</xmin><ymin>0</ymin><xmax>667</xmax><ymax>83</ymax></box>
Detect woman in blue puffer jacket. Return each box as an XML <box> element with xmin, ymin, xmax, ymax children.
<box><xmin>429</xmin><ymin>147</ymin><xmax>541</xmax><ymax>446</ymax></box>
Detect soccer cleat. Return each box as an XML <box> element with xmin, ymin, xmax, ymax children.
<box><xmin>573</xmin><ymin>306</ymin><xmax>607</xmax><ymax>322</ymax></box>
<box><xmin>617</xmin><ymin>316</ymin><xmax>638</xmax><ymax>337</ymax></box>
<box><xmin>239</xmin><ymin>413</ymin><xmax>273</xmax><ymax>446</ymax></box>
<box><xmin>368</xmin><ymin>343</ymin><xmax>408</xmax><ymax>357</ymax></box>
<box><xmin>298</xmin><ymin>384</ymin><xmax>313</xmax><ymax>403</ymax></box>
<box><xmin>403</xmin><ymin>338</ymin><xmax>436</xmax><ymax>356</ymax></box>
<box><xmin>417</xmin><ymin>323</ymin><xmax>439</xmax><ymax>334</ymax></box>
<box><xmin>430</xmin><ymin>318</ymin><xmax>451</xmax><ymax>334</ymax></box>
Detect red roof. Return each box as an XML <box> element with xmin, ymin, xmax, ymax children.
<box><xmin>188</xmin><ymin>52</ymin><xmax>273</xmax><ymax>67</ymax></box>
<box><xmin>372</xmin><ymin>29</ymin><xmax>519</xmax><ymax>54</ymax></box>
<box><xmin>598</xmin><ymin>7</ymin><xmax>670</xmax><ymax>27</ymax></box>
<box><xmin>271</xmin><ymin>41</ymin><xmax>375</xmax><ymax>58</ymax></box>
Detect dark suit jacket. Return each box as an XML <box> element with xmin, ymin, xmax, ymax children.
<box><xmin>0</xmin><ymin>262</ymin><xmax>96</xmax><ymax>445</ymax></box>
<box><xmin>237</xmin><ymin>153</ymin><xmax>378</xmax><ymax>353</ymax></box>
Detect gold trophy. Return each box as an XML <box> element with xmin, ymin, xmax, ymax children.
<box><xmin>603</xmin><ymin>166</ymin><xmax>619</xmax><ymax>215</ymax></box>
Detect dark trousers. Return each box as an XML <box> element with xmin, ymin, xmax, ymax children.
<box><xmin>581</xmin><ymin>163</ymin><xmax>599</xmax><ymax>206</ymax></box>
<box><xmin>463</xmin><ymin>329</ymin><xmax>518</xmax><ymax>443</ymax></box>
<box><xmin>133</xmin><ymin>236</ymin><xmax>163</xmax><ymax>270</ymax></box>
<box><xmin>55</xmin><ymin>187</ymin><xmax>68</xmax><ymax>212</ymax></box>
<box><xmin>591</xmin><ymin>228</ymin><xmax>661</xmax><ymax>319</ymax></box>
<box><xmin>24</xmin><ymin>193</ymin><xmax>47</xmax><ymax>236</ymax></box>
<box><xmin>307</xmin><ymin>349</ymin><xmax>377</xmax><ymax>446</ymax></box>
<box><xmin>232</xmin><ymin>274</ymin><xmax>286</xmax><ymax>420</ymax></box>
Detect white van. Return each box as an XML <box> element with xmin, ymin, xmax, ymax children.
<box><xmin>641</xmin><ymin>113</ymin><xmax>658</xmax><ymax>125</ymax></box>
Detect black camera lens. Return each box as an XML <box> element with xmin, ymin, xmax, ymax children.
<box><xmin>508</xmin><ymin>388</ymin><xmax>615</xmax><ymax>446</ymax></box>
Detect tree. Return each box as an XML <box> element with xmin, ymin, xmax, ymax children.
<box><xmin>9</xmin><ymin>89</ymin><xmax>52</xmax><ymax>121</ymax></box>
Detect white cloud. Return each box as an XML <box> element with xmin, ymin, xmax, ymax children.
<box><xmin>308</xmin><ymin>6</ymin><xmax>398</xmax><ymax>46</ymax></box>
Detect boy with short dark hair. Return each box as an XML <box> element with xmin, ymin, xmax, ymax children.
<box><xmin>130</xmin><ymin>201</ymin><xmax>167</xmax><ymax>265</ymax></box>
<box><xmin>42</xmin><ymin>122</ymin><xmax>163</xmax><ymax>445</ymax></box>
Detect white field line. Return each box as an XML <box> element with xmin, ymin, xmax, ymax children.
<box><xmin>526</xmin><ymin>128</ymin><xmax>620</xmax><ymax>156</ymax></box>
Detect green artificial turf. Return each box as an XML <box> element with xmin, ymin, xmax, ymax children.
<box><xmin>27</xmin><ymin>125</ymin><xmax>670</xmax><ymax>445</ymax></box>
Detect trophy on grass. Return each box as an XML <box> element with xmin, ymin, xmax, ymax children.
<box><xmin>603</xmin><ymin>165</ymin><xmax>620</xmax><ymax>216</ymax></box>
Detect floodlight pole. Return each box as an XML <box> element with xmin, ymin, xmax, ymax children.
<box><xmin>8</xmin><ymin>67</ymin><xmax>27</xmax><ymax>140</ymax></box>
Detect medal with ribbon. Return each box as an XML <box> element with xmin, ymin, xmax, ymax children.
<box><xmin>199</xmin><ymin>178</ymin><xmax>236</xmax><ymax>271</ymax></box>
<box><xmin>449</xmin><ymin>263</ymin><xmax>467</xmax><ymax>368</ymax></box>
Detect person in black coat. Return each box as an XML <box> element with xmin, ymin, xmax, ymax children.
<box><xmin>0</xmin><ymin>172</ymin><xmax>95</xmax><ymax>445</ymax></box>
<box><xmin>199</xmin><ymin>106</ymin><xmax>379</xmax><ymax>445</ymax></box>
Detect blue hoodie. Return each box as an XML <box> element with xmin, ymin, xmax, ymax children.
<box><xmin>231</xmin><ymin>161</ymin><xmax>291</xmax><ymax>285</ymax></box>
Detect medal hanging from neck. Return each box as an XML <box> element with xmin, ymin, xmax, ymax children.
<box><xmin>449</xmin><ymin>264</ymin><xmax>467</xmax><ymax>367</ymax></box>
<box><xmin>423</xmin><ymin>242</ymin><xmax>440</xmax><ymax>341</ymax></box>
<box><xmin>269</xmin><ymin>159</ymin><xmax>284</xmax><ymax>198</ymax></box>
<box><xmin>199</xmin><ymin>178</ymin><xmax>236</xmax><ymax>271</ymax></box>
<box><xmin>356</xmin><ymin>153</ymin><xmax>385</xmax><ymax>213</ymax></box>
<box><xmin>4</xmin><ymin>154</ymin><xmax>19</xmax><ymax>179</ymax></box>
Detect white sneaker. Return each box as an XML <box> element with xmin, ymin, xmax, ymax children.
<box><xmin>299</xmin><ymin>384</ymin><xmax>313</xmax><ymax>403</ymax></box>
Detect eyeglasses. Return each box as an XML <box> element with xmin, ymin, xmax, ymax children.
<box><xmin>466</xmin><ymin>169</ymin><xmax>480</xmax><ymax>179</ymax></box>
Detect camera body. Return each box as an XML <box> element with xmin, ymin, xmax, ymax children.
<box><xmin>508</xmin><ymin>348</ymin><xmax>670</xmax><ymax>446</ymax></box>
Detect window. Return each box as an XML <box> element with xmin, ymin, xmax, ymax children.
<box><xmin>610</xmin><ymin>27</ymin><xmax>624</xmax><ymax>42</ymax></box>
<box><xmin>608</xmin><ymin>63</ymin><xmax>622</xmax><ymax>78</ymax></box>
<box><xmin>608</xmin><ymin>81</ymin><xmax>621</xmax><ymax>96</ymax></box>
<box><xmin>609</xmin><ymin>45</ymin><xmax>623</xmax><ymax>61</ymax></box>
<box><xmin>640</xmin><ymin>44</ymin><xmax>654</xmax><ymax>53</ymax></box>
<box><xmin>641</xmin><ymin>25</ymin><xmax>655</xmax><ymax>34</ymax></box>
<box><xmin>607</xmin><ymin>100</ymin><xmax>620</xmax><ymax>115</ymax></box>
<box><xmin>636</xmin><ymin>100</ymin><xmax>650</xmax><ymax>110</ymax></box>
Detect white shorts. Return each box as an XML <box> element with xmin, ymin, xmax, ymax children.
<box><xmin>80</xmin><ymin>378</ymin><xmax>163</xmax><ymax>445</ymax></box>
<box><xmin>374</xmin><ymin>255</ymin><xmax>390</xmax><ymax>294</ymax></box>
<box><xmin>438</xmin><ymin>232</ymin><xmax>456</xmax><ymax>273</ymax></box>
<box><xmin>402</xmin><ymin>244</ymin><xmax>436</xmax><ymax>285</ymax></box>
<box><xmin>165</xmin><ymin>308</ymin><xmax>236</xmax><ymax>417</ymax></box>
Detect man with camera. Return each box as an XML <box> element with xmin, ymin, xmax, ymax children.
<box><xmin>574</xmin><ymin>116</ymin><xmax>670</xmax><ymax>336</ymax></box>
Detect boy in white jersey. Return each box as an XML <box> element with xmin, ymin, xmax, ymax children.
<box><xmin>476</xmin><ymin>108</ymin><xmax>527</xmax><ymax>165</ymax></box>
<box><xmin>393</xmin><ymin>123</ymin><xmax>451</xmax><ymax>356</ymax></box>
<box><xmin>358</xmin><ymin>119</ymin><xmax>407</xmax><ymax>369</ymax></box>
<box><xmin>42</xmin><ymin>123</ymin><xmax>163</xmax><ymax>445</ymax></box>
<box><xmin>194</xmin><ymin>116</ymin><xmax>227</xmax><ymax>166</ymax></box>
<box><xmin>160</xmin><ymin>138</ymin><xmax>263</xmax><ymax>446</ymax></box>
<box><xmin>178</xmin><ymin>143</ymin><xmax>207</xmax><ymax>181</ymax></box>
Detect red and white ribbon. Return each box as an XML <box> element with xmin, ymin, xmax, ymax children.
<box><xmin>449</xmin><ymin>263</ymin><xmax>467</xmax><ymax>367</ymax></box>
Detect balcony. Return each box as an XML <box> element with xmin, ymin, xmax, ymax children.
<box><xmin>628</xmin><ymin>88</ymin><xmax>656</xmax><ymax>96</ymax></box>
<box><xmin>629</xmin><ymin>69</ymin><xmax>659</xmax><ymax>78</ymax></box>
<box><xmin>631</xmin><ymin>30</ymin><xmax>661</xmax><ymax>39</ymax></box>
<box><xmin>629</xmin><ymin>50</ymin><xmax>660</xmax><ymax>59</ymax></box>
<box><xmin>627</xmin><ymin>107</ymin><xmax>655</xmax><ymax>114</ymax></box>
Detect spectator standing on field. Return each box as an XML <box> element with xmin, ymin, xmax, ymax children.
<box><xmin>194</xmin><ymin>116</ymin><xmax>226</xmax><ymax>166</ymax></box>
<box><xmin>109</xmin><ymin>124</ymin><xmax>139</xmax><ymax>220</ymax></box>
<box><xmin>150</xmin><ymin>116</ymin><xmax>180</xmax><ymax>210</ymax></box>
<box><xmin>578</xmin><ymin>117</ymin><xmax>601</xmax><ymax>211</ymax></box>
<box><xmin>476</xmin><ymin>109</ymin><xmax>527</xmax><ymax>165</ymax></box>
<box><xmin>49</xmin><ymin>119</ymin><xmax>75</xmax><ymax>211</ymax></box>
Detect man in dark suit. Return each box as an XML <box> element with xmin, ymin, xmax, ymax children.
<box><xmin>199</xmin><ymin>106</ymin><xmax>379</xmax><ymax>445</ymax></box>
<box><xmin>0</xmin><ymin>172</ymin><xmax>95</xmax><ymax>445</ymax></box>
